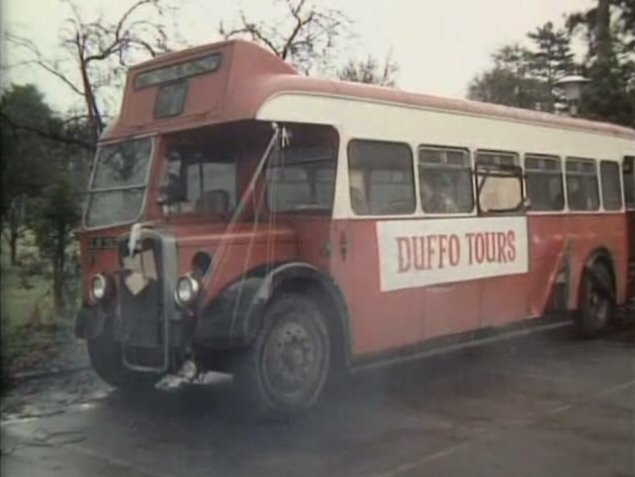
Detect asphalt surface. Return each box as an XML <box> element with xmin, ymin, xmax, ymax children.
<box><xmin>1</xmin><ymin>324</ymin><xmax>634</xmax><ymax>477</ymax></box>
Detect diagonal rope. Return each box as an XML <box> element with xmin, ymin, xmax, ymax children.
<box><xmin>228</xmin><ymin>149</ymin><xmax>270</xmax><ymax>333</ymax></box>
<box><xmin>203</xmin><ymin>125</ymin><xmax>280</xmax><ymax>294</ymax></box>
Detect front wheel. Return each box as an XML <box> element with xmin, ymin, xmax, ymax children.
<box><xmin>574</xmin><ymin>262</ymin><xmax>615</xmax><ymax>338</ymax></box>
<box><xmin>234</xmin><ymin>293</ymin><xmax>331</xmax><ymax>416</ymax></box>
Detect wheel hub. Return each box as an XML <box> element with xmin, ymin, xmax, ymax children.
<box><xmin>265</xmin><ymin>320</ymin><xmax>317</xmax><ymax>392</ymax></box>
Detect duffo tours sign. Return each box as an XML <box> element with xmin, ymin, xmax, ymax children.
<box><xmin>376</xmin><ymin>217</ymin><xmax>529</xmax><ymax>292</ymax></box>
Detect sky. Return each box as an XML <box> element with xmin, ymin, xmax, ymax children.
<box><xmin>1</xmin><ymin>0</ymin><xmax>594</xmax><ymax>115</ymax></box>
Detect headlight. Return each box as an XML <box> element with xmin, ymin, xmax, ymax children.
<box><xmin>174</xmin><ymin>274</ymin><xmax>201</xmax><ymax>307</ymax></box>
<box><xmin>90</xmin><ymin>273</ymin><xmax>109</xmax><ymax>302</ymax></box>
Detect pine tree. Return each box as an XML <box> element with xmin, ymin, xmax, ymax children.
<box><xmin>526</xmin><ymin>22</ymin><xmax>576</xmax><ymax>112</ymax></box>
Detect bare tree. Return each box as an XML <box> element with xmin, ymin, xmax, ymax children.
<box><xmin>338</xmin><ymin>54</ymin><xmax>399</xmax><ymax>86</ymax></box>
<box><xmin>220</xmin><ymin>0</ymin><xmax>353</xmax><ymax>75</ymax></box>
<box><xmin>6</xmin><ymin>0</ymin><xmax>175</xmax><ymax>144</ymax></box>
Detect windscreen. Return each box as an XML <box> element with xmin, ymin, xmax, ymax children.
<box><xmin>84</xmin><ymin>137</ymin><xmax>153</xmax><ymax>228</ymax></box>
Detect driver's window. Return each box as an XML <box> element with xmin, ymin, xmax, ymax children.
<box><xmin>476</xmin><ymin>151</ymin><xmax>524</xmax><ymax>214</ymax></box>
<box><xmin>163</xmin><ymin>151</ymin><xmax>236</xmax><ymax>216</ymax></box>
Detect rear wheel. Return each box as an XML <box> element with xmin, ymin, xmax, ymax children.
<box><xmin>234</xmin><ymin>293</ymin><xmax>331</xmax><ymax>416</ymax></box>
<box><xmin>87</xmin><ymin>320</ymin><xmax>158</xmax><ymax>392</ymax></box>
<box><xmin>574</xmin><ymin>262</ymin><xmax>615</xmax><ymax>338</ymax></box>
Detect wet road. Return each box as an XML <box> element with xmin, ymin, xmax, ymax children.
<box><xmin>2</xmin><ymin>325</ymin><xmax>634</xmax><ymax>477</ymax></box>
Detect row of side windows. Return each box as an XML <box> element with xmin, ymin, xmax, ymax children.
<box><xmin>347</xmin><ymin>139</ymin><xmax>631</xmax><ymax>216</ymax></box>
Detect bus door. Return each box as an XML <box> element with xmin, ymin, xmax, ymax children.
<box><xmin>474</xmin><ymin>151</ymin><xmax>531</xmax><ymax>326</ymax></box>
<box><xmin>416</xmin><ymin>145</ymin><xmax>481</xmax><ymax>340</ymax></box>
<box><xmin>623</xmin><ymin>156</ymin><xmax>635</xmax><ymax>299</ymax></box>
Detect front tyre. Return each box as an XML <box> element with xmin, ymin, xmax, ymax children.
<box><xmin>234</xmin><ymin>293</ymin><xmax>331</xmax><ymax>416</ymax></box>
<box><xmin>574</xmin><ymin>262</ymin><xmax>615</xmax><ymax>338</ymax></box>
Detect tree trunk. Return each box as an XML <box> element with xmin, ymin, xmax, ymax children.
<box><xmin>7</xmin><ymin>199</ymin><xmax>23</xmax><ymax>266</ymax></box>
<box><xmin>596</xmin><ymin>0</ymin><xmax>612</xmax><ymax>63</ymax></box>
<box><xmin>9</xmin><ymin>230</ymin><xmax>18</xmax><ymax>266</ymax></box>
<box><xmin>52</xmin><ymin>224</ymin><xmax>68</xmax><ymax>314</ymax></box>
<box><xmin>53</xmin><ymin>262</ymin><xmax>66</xmax><ymax>314</ymax></box>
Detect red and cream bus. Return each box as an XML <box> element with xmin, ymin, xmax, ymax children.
<box><xmin>75</xmin><ymin>40</ymin><xmax>635</xmax><ymax>414</ymax></box>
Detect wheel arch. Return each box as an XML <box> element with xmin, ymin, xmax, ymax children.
<box><xmin>265</xmin><ymin>263</ymin><xmax>353</xmax><ymax>369</ymax></box>
<box><xmin>571</xmin><ymin>246</ymin><xmax>617</xmax><ymax>309</ymax></box>
<box><xmin>196</xmin><ymin>262</ymin><xmax>353</xmax><ymax>368</ymax></box>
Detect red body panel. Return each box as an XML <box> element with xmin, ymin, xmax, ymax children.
<box><xmin>327</xmin><ymin>213</ymin><xmax>629</xmax><ymax>359</ymax></box>
<box><xmin>626</xmin><ymin>210</ymin><xmax>635</xmax><ymax>298</ymax></box>
<box><xmin>330</xmin><ymin>219</ymin><xmax>423</xmax><ymax>355</ymax></box>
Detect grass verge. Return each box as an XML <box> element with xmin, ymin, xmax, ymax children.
<box><xmin>1</xmin><ymin>241</ymin><xmax>66</xmax><ymax>392</ymax></box>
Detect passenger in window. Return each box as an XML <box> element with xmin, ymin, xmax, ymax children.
<box><xmin>349</xmin><ymin>169</ymin><xmax>370</xmax><ymax>214</ymax></box>
<box><xmin>421</xmin><ymin>174</ymin><xmax>456</xmax><ymax>213</ymax></box>
<box><xmin>549</xmin><ymin>180</ymin><xmax>564</xmax><ymax>209</ymax></box>
<box><xmin>567</xmin><ymin>178</ymin><xmax>585</xmax><ymax>210</ymax></box>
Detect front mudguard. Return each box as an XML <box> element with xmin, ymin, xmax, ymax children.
<box><xmin>194</xmin><ymin>276</ymin><xmax>266</xmax><ymax>348</ymax></box>
<box><xmin>194</xmin><ymin>262</ymin><xmax>352</xmax><ymax>356</ymax></box>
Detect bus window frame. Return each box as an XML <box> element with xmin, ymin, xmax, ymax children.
<box><xmin>474</xmin><ymin>149</ymin><xmax>526</xmax><ymax>216</ymax></box>
<box><xmin>565</xmin><ymin>156</ymin><xmax>601</xmax><ymax>213</ymax></box>
<box><xmin>623</xmin><ymin>156</ymin><xmax>635</xmax><ymax>211</ymax></box>
<box><xmin>599</xmin><ymin>159</ymin><xmax>624</xmax><ymax>212</ymax></box>
<box><xmin>83</xmin><ymin>134</ymin><xmax>157</xmax><ymax>231</ymax></box>
<box><xmin>346</xmin><ymin>138</ymin><xmax>418</xmax><ymax>217</ymax></box>
<box><xmin>417</xmin><ymin>144</ymin><xmax>475</xmax><ymax>216</ymax></box>
<box><xmin>523</xmin><ymin>153</ymin><xmax>565</xmax><ymax>214</ymax></box>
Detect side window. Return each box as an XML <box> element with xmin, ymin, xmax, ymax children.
<box><xmin>348</xmin><ymin>140</ymin><xmax>415</xmax><ymax>215</ymax></box>
<box><xmin>266</xmin><ymin>146</ymin><xmax>336</xmax><ymax>212</ymax></box>
<box><xmin>418</xmin><ymin>146</ymin><xmax>474</xmax><ymax>214</ymax></box>
<box><xmin>566</xmin><ymin>158</ymin><xmax>600</xmax><ymax>211</ymax></box>
<box><xmin>475</xmin><ymin>151</ymin><xmax>524</xmax><ymax>214</ymax></box>
<box><xmin>524</xmin><ymin>155</ymin><xmax>564</xmax><ymax>211</ymax></box>
<box><xmin>623</xmin><ymin>156</ymin><xmax>635</xmax><ymax>210</ymax></box>
<box><xmin>600</xmin><ymin>161</ymin><xmax>623</xmax><ymax>211</ymax></box>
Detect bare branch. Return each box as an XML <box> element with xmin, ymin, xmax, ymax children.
<box><xmin>5</xmin><ymin>33</ymin><xmax>84</xmax><ymax>96</ymax></box>
<box><xmin>6</xmin><ymin>0</ymin><xmax>175</xmax><ymax>144</ymax></box>
<box><xmin>0</xmin><ymin>110</ymin><xmax>94</xmax><ymax>151</ymax></box>
<box><xmin>220</xmin><ymin>0</ymin><xmax>353</xmax><ymax>75</ymax></box>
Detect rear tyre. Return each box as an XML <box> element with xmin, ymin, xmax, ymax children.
<box><xmin>87</xmin><ymin>319</ymin><xmax>158</xmax><ymax>392</ymax></box>
<box><xmin>234</xmin><ymin>293</ymin><xmax>331</xmax><ymax>416</ymax></box>
<box><xmin>574</xmin><ymin>262</ymin><xmax>615</xmax><ymax>338</ymax></box>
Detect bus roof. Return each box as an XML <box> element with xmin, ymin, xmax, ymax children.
<box><xmin>103</xmin><ymin>39</ymin><xmax>635</xmax><ymax>141</ymax></box>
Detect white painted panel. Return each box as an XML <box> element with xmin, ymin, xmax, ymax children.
<box><xmin>376</xmin><ymin>217</ymin><xmax>529</xmax><ymax>292</ymax></box>
<box><xmin>257</xmin><ymin>93</ymin><xmax>635</xmax><ymax>219</ymax></box>
<box><xmin>257</xmin><ymin>94</ymin><xmax>635</xmax><ymax>159</ymax></box>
